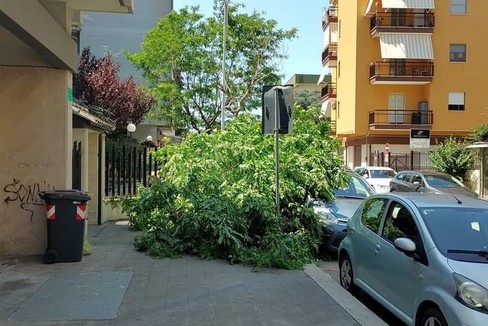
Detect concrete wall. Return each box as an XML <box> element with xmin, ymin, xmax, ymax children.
<box><xmin>0</xmin><ymin>67</ymin><xmax>72</xmax><ymax>255</ymax></box>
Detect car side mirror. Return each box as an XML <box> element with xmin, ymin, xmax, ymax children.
<box><xmin>394</xmin><ymin>237</ymin><xmax>416</xmax><ymax>254</ymax></box>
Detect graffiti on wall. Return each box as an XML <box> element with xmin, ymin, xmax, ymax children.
<box><xmin>3</xmin><ymin>178</ymin><xmax>55</xmax><ymax>222</ymax></box>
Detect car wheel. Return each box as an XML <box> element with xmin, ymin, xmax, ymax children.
<box><xmin>339</xmin><ymin>254</ymin><xmax>358</xmax><ymax>294</ymax></box>
<box><xmin>419</xmin><ymin>308</ymin><xmax>447</xmax><ymax>326</ymax></box>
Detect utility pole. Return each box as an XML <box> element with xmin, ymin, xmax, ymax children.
<box><xmin>221</xmin><ymin>0</ymin><xmax>228</xmax><ymax>130</ymax></box>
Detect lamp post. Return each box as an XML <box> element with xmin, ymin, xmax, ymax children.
<box><xmin>221</xmin><ymin>0</ymin><xmax>228</xmax><ymax>130</ymax></box>
<box><xmin>127</xmin><ymin>123</ymin><xmax>136</xmax><ymax>138</ymax></box>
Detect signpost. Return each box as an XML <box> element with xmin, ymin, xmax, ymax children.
<box><xmin>261</xmin><ymin>85</ymin><xmax>294</xmax><ymax>218</ymax></box>
<box><xmin>384</xmin><ymin>143</ymin><xmax>390</xmax><ymax>165</ymax></box>
<box><xmin>410</xmin><ymin>129</ymin><xmax>431</xmax><ymax>149</ymax></box>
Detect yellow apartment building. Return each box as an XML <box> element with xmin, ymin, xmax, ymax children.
<box><xmin>321</xmin><ymin>0</ymin><xmax>488</xmax><ymax>170</ymax></box>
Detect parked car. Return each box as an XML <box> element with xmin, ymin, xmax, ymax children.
<box><xmin>354</xmin><ymin>166</ymin><xmax>396</xmax><ymax>194</ymax></box>
<box><xmin>338</xmin><ymin>192</ymin><xmax>488</xmax><ymax>326</ymax></box>
<box><xmin>310</xmin><ymin>170</ymin><xmax>374</xmax><ymax>254</ymax></box>
<box><xmin>389</xmin><ymin>170</ymin><xmax>478</xmax><ymax>198</ymax></box>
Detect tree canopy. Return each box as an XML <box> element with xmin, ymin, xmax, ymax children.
<box><xmin>294</xmin><ymin>89</ymin><xmax>321</xmax><ymax>109</ymax></box>
<box><xmin>73</xmin><ymin>48</ymin><xmax>155</xmax><ymax>134</ymax></box>
<box><xmin>116</xmin><ymin>107</ymin><xmax>349</xmax><ymax>269</ymax></box>
<box><xmin>127</xmin><ymin>1</ymin><xmax>297</xmax><ymax>133</ymax></box>
<box><xmin>429</xmin><ymin>136</ymin><xmax>474</xmax><ymax>180</ymax></box>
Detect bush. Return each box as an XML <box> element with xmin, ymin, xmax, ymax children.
<box><xmin>429</xmin><ymin>136</ymin><xmax>473</xmax><ymax>180</ymax></box>
<box><xmin>116</xmin><ymin>107</ymin><xmax>350</xmax><ymax>269</ymax></box>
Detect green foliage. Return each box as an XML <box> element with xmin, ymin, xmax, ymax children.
<box><xmin>116</xmin><ymin>107</ymin><xmax>349</xmax><ymax>269</ymax></box>
<box><xmin>429</xmin><ymin>136</ymin><xmax>474</xmax><ymax>179</ymax></box>
<box><xmin>294</xmin><ymin>89</ymin><xmax>321</xmax><ymax>109</ymax></box>
<box><xmin>470</xmin><ymin>123</ymin><xmax>488</xmax><ymax>142</ymax></box>
<box><xmin>127</xmin><ymin>1</ymin><xmax>297</xmax><ymax>133</ymax></box>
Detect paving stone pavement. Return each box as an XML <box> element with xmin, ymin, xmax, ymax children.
<box><xmin>0</xmin><ymin>221</ymin><xmax>386</xmax><ymax>326</ymax></box>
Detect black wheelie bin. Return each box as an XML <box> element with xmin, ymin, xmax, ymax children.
<box><xmin>39</xmin><ymin>190</ymin><xmax>91</xmax><ymax>264</ymax></box>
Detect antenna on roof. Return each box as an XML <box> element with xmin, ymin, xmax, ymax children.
<box><xmin>446</xmin><ymin>189</ymin><xmax>463</xmax><ymax>205</ymax></box>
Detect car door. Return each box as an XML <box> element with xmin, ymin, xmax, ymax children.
<box><xmin>393</xmin><ymin>172</ymin><xmax>412</xmax><ymax>192</ymax></box>
<box><xmin>369</xmin><ymin>201</ymin><xmax>424</xmax><ymax>320</ymax></box>
<box><xmin>410</xmin><ymin>172</ymin><xmax>427</xmax><ymax>192</ymax></box>
<box><xmin>353</xmin><ymin>197</ymin><xmax>389</xmax><ymax>290</ymax></box>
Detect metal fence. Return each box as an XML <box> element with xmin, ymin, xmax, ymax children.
<box><xmin>105</xmin><ymin>145</ymin><xmax>158</xmax><ymax>197</ymax></box>
<box><xmin>72</xmin><ymin>141</ymin><xmax>82</xmax><ymax>190</ymax></box>
<box><xmin>369</xmin><ymin>151</ymin><xmax>431</xmax><ymax>171</ymax></box>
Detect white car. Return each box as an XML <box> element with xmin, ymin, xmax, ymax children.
<box><xmin>354</xmin><ymin>166</ymin><xmax>396</xmax><ymax>194</ymax></box>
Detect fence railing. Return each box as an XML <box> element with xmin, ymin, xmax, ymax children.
<box><xmin>72</xmin><ymin>141</ymin><xmax>82</xmax><ymax>190</ymax></box>
<box><xmin>105</xmin><ymin>145</ymin><xmax>158</xmax><ymax>197</ymax></box>
<box><xmin>369</xmin><ymin>151</ymin><xmax>431</xmax><ymax>171</ymax></box>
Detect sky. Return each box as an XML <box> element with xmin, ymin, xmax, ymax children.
<box><xmin>173</xmin><ymin>0</ymin><xmax>326</xmax><ymax>83</ymax></box>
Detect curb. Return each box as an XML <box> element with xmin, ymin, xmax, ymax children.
<box><xmin>304</xmin><ymin>264</ymin><xmax>388</xmax><ymax>326</ymax></box>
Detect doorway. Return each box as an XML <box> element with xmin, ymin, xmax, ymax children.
<box><xmin>389</xmin><ymin>93</ymin><xmax>405</xmax><ymax>124</ymax></box>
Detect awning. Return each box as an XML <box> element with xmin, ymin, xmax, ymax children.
<box><xmin>321</xmin><ymin>100</ymin><xmax>332</xmax><ymax>118</ymax></box>
<box><xmin>317</xmin><ymin>66</ymin><xmax>329</xmax><ymax>84</ymax></box>
<box><xmin>72</xmin><ymin>102</ymin><xmax>116</xmax><ymax>131</ymax></box>
<box><xmin>382</xmin><ymin>0</ymin><xmax>435</xmax><ymax>9</ymax></box>
<box><xmin>365</xmin><ymin>0</ymin><xmax>375</xmax><ymax>16</ymax></box>
<box><xmin>367</xmin><ymin>0</ymin><xmax>435</xmax><ymax>15</ymax></box>
<box><xmin>379</xmin><ymin>33</ymin><xmax>434</xmax><ymax>59</ymax></box>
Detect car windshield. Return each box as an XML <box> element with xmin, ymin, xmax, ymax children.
<box><xmin>370</xmin><ymin>169</ymin><xmax>396</xmax><ymax>178</ymax></box>
<box><xmin>334</xmin><ymin>174</ymin><xmax>374</xmax><ymax>199</ymax></box>
<box><xmin>421</xmin><ymin>207</ymin><xmax>488</xmax><ymax>262</ymax></box>
<box><xmin>424</xmin><ymin>174</ymin><xmax>465</xmax><ymax>188</ymax></box>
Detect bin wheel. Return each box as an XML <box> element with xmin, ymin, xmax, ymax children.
<box><xmin>44</xmin><ymin>250</ymin><xmax>58</xmax><ymax>264</ymax></box>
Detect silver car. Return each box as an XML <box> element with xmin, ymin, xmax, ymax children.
<box><xmin>338</xmin><ymin>193</ymin><xmax>488</xmax><ymax>326</ymax></box>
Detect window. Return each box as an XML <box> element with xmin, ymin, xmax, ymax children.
<box><xmin>411</xmin><ymin>174</ymin><xmax>423</xmax><ymax>185</ymax></box>
<box><xmin>361</xmin><ymin>198</ymin><xmax>388</xmax><ymax>234</ymax></box>
<box><xmin>450</xmin><ymin>44</ymin><xmax>466</xmax><ymax>62</ymax></box>
<box><xmin>448</xmin><ymin>92</ymin><xmax>465</xmax><ymax>111</ymax></box>
<box><xmin>382</xmin><ymin>203</ymin><xmax>420</xmax><ymax>244</ymax></box>
<box><xmin>397</xmin><ymin>172</ymin><xmax>412</xmax><ymax>182</ymax></box>
<box><xmin>451</xmin><ymin>0</ymin><xmax>467</xmax><ymax>15</ymax></box>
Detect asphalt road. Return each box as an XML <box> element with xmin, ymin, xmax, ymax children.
<box><xmin>318</xmin><ymin>257</ymin><xmax>407</xmax><ymax>326</ymax></box>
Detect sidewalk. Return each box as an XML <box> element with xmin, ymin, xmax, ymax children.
<box><xmin>0</xmin><ymin>221</ymin><xmax>386</xmax><ymax>326</ymax></box>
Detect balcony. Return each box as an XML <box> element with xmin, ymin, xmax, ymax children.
<box><xmin>321</xmin><ymin>43</ymin><xmax>337</xmax><ymax>67</ymax></box>
<box><xmin>370</xmin><ymin>12</ymin><xmax>435</xmax><ymax>37</ymax></box>
<box><xmin>321</xmin><ymin>83</ymin><xmax>337</xmax><ymax>101</ymax></box>
<box><xmin>369</xmin><ymin>109</ymin><xmax>433</xmax><ymax>130</ymax></box>
<box><xmin>369</xmin><ymin>61</ymin><xmax>434</xmax><ymax>85</ymax></box>
<box><xmin>322</xmin><ymin>6</ymin><xmax>338</xmax><ymax>30</ymax></box>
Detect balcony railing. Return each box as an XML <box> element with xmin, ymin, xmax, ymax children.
<box><xmin>370</xmin><ymin>12</ymin><xmax>435</xmax><ymax>36</ymax></box>
<box><xmin>322</xmin><ymin>44</ymin><xmax>337</xmax><ymax>65</ymax></box>
<box><xmin>321</xmin><ymin>83</ymin><xmax>337</xmax><ymax>101</ymax></box>
<box><xmin>369</xmin><ymin>109</ymin><xmax>433</xmax><ymax>129</ymax></box>
<box><xmin>369</xmin><ymin>61</ymin><xmax>434</xmax><ymax>84</ymax></box>
<box><xmin>322</xmin><ymin>6</ymin><xmax>338</xmax><ymax>29</ymax></box>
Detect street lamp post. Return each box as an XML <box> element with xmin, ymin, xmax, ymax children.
<box><xmin>127</xmin><ymin>123</ymin><xmax>136</xmax><ymax>138</ymax></box>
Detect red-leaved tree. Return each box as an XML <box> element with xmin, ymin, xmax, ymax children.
<box><xmin>73</xmin><ymin>48</ymin><xmax>155</xmax><ymax>134</ymax></box>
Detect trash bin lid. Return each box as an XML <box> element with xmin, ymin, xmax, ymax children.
<box><xmin>39</xmin><ymin>190</ymin><xmax>91</xmax><ymax>201</ymax></box>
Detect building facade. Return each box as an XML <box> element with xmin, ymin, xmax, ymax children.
<box><xmin>80</xmin><ymin>0</ymin><xmax>174</xmax><ymax>84</ymax></box>
<box><xmin>0</xmin><ymin>0</ymin><xmax>134</xmax><ymax>256</ymax></box>
<box><xmin>321</xmin><ymin>0</ymin><xmax>488</xmax><ymax>170</ymax></box>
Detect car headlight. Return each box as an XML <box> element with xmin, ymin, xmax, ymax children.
<box><xmin>314</xmin><ymin>206</ymin><xmax>338</xmax><ymax>226</ymax></box>
<box><xmin>453</xmin><ymin>273</ymin><xmax>488</xmax><ymax>311</ymax></box>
